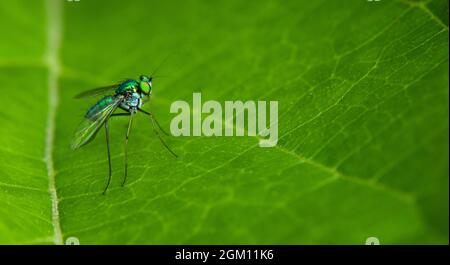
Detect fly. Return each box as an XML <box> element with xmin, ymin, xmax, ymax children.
<box><xmin>71</xmin><ymin>75</ymin><xmax>177</xmax><ymax>194</ymax></box>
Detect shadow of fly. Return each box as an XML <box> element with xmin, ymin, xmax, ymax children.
<box><xmin>71</xmin><ymin>75</ymin><xmax>177</xmax><ymax>194</ymax></box>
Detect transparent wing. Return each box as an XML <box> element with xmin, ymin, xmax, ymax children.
<box><xmin>71</xmin><ymin>96</ymin><xmax>124</xmax><ymax>149</ymax></box>
<box><xmin>74</xmin><ymin>84</ymin><xmax>120</xmax><ymax>99</ymax></box>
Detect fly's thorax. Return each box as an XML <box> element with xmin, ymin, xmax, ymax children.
<box><xmin>120</xmin><ymin>92</ymin><xmax>143</xmax><ymax>111</ymax></box>
<box><xmin>116</xmin><ymin>79</ymin><xmax>139</xmax><ymax>94</ymax></box>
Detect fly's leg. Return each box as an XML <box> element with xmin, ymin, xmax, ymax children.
<box><xmin>138</xmin><ymin>108</ymin><xmax>178</xmax><ymax>158</ymax></box>
<box><xmin>103</xmin><ymin>120</ymin><xmax>112</xmax><ymax>195</ymax></box>
<box><xmin>122</xmin><ymin>111</ymin><xmax>134</xmax><ymax>187</ymax></box>
<box><xmin>138</xmin><ymin>109</ymin><xmax>169</xmax><ymax>136</ymax></box>
<box><xmin>102</xmin><ymin>113</ymin><xmax>130</xmax><ymax>193</ymax></box>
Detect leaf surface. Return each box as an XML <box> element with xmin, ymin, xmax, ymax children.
<box><xmin>0</xmin><ymin>0</ymin><xmax>448</xmax><ymax>244</ymax></box>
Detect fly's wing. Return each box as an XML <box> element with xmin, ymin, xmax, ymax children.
<box><xmin>71</xmin><ymin>96</ymin><xmax>124</xmax><ymax>150</ymax></box>
<box><xmin>74</xmin><ymin>84</ymin><xmax>121</xmax><ymax>99</ymax></box>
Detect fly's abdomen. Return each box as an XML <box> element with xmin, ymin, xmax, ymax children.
<box><xmin>85</xmin><ymin>96</ymin><xmax>116</xmax><ymax>120</ymax></box>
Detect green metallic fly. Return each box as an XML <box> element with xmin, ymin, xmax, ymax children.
<box><xmin>71</xmin><ymin>75</ymin><xmax>177</xmax><ymax>194</ymax></box>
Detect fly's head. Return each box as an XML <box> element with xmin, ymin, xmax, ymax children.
<box><xmin>138</xmin><ymin>75</ymin><xmax>152</xmax><ymax>97</ymax></box>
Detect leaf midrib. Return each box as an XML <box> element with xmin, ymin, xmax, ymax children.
<box><xmin>44</xmin><ymin>0</ymin><xmax>63</xmax><ymax>245</ymax></box>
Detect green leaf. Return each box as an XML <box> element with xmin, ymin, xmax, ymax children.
<box><xmin>0</xmin><ymin>0</ymin><xmax>448</xmax><ymax>244</ymax></box>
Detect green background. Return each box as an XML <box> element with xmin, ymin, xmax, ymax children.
<box><xmin>0</xmin><ymin>0</ymin><xmax>448</xmax><ymax>244</ymax></box>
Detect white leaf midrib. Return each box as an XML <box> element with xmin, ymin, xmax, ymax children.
<box><xmin>45</xmin><ymin>0</ymin><xmax>63</xmax><ymax>245</ymax></box>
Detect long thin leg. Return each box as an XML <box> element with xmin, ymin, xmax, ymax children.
<box><xmin>103</xmin><ymin>120</ymin><xmax>112</xmax><ymax>195</ymax></box>
<box><xmin>138</xmin><ymin>108</ymin><xmax>178</xmax><ymax>158</ymax></box>
<box><xmin>138</xmin><ymin>109</ymin><xmax>169</xmax><ymax>136</ymax></box>
<box><xmin>122</xmin><ymin>111</ymin><xmax>134</xmax><ymax>187</ymax></box>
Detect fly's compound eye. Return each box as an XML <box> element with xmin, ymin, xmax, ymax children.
<box><xmin>140</xmin><ymin>81</ymin><xmax>151</xmax><ymax>95</ymax></box>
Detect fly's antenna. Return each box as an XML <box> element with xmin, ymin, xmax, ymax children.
<box><xmin>150</xmin><ymin>52</ymin><xmax>178</xmax><ymax>78</ymax></box>
<box><xmin>152</xmin><ymin>74</ymin><xmax>171</xmax><ymax>79</ymax></box>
